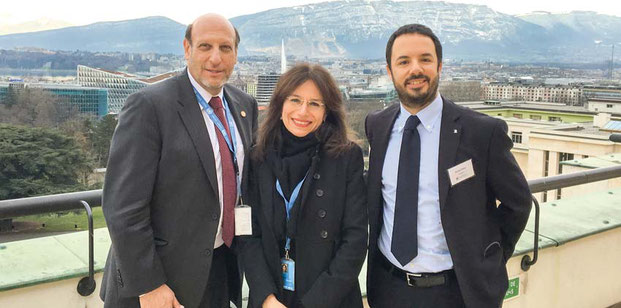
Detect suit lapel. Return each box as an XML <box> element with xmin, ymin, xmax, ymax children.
<box><xmin>438</xmin><ymin>97</ymin><xmax>461</xmax><ymax>210</ymax></box>
<box><xmin>176</xmin><ymin>71</ymin><xmax>219</xmax><ymax>197</ymax></box>
<box><xmin>223</xmin><ymin>85</ymin><xmax>251</xmax><ymax>152</ymax></box>
<box><xmin>368</xmin><ymin>104</ymin><xmax>400</xmax><ymax>201</ymax></box>
<box><xmin>297</xmin><ymin>152</ymin><xmax>320</xmax><ymax>216</ymax></box>
<box><xmin>367</xmin><ymin>104</ymin><xmax>400</xmax><ymax>235</ymax></box>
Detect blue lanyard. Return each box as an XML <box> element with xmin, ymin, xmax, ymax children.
<box><xmin>193</xmin><ymin>88</ymin><xmax>238</xmax><ymax>157</ymax></box>
<box><xmin>276</xmin><ymin>174</ymin><xmax>308</xmax><ymax>252</ymax></box>
<box><xmin>193</xmin><ymin>87</ymin><xmax>241</xmax><ymax>196</ymax></box>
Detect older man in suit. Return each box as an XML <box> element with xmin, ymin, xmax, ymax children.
<box><xmin>100</xmin><ymin>13</ymin><xmax>258</xmax><ymax>308</ymax></box>
<box><xmin>365</xmin><ymin>24</ymin><xmax>532</xmax><ymax>307</ymax></box>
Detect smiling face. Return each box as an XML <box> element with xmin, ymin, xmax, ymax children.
<box><xmin>281</xmin><ymin>80</ymin><xmax>326</xmax><ymax>137</ymax></box>
<box><xmin>387</xmin><ymin>33</ymin><xmax>442</xmax><ymax>113</ymax></box>
<box><xmin>183</xmin><ymin>15</ymin><xmax>237</xmax><ymax>95</ymax></box>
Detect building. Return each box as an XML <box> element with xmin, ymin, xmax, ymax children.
<box><xmin>246</xmin><ymin>82</ymin><xmax>257</xmax><ymax>98</ymax></box>
<box><xmin>460</xmin><ymin>101</ymin><xmax>621</xmax><ymax>202</ymax></box>
<box><xmin>76</xmin><ymin>65</ymin><xmax>178</xmax><ymax>114</ymax></box>
<box><xmin>587</xmin><ymin>97</ymin><xmax>621</xmax><ymax>114</ymax></box>
<box><xmin>347</xmin><ymin>87</ymin><xmax>396</xmax><ymax>101</ymax></box>
<box><xmin>0</xmin><ymin>82</ymin><xmax>108</xmax><ymax>118</ymax></box>
<box><xmin>583</xmin><ymin>85</ymin><xmax>621</xmax><ymax>101</ymax></box>
<box><xmin>558</xmin><ymin>153</ymin><xmax>621</xmax><ymax>200</ymax></box>
<box><xmin>483</xmin><ymin>83</ymin><xmax>583</xmax><ymax>106</ymax></box>
<box><xmin>256</xmin><ymin>73</ymin><xmax>280</xmax><ymax>105</ymax></box>
<box><xmin>76</xmin><ymin>65</ymin><xmax>148</xmax><ymax>114</ymax></box>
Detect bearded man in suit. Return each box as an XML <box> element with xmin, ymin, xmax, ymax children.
<box><xmin>365</xmin><ymin>24</ymin><xmax>531</xmax><ymax>308</ymax></box>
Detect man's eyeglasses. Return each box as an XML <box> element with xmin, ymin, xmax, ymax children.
<box><xmin>285</xmin><ymin>96</ymin><xmax>325</xmax><ymax>111</ymax></box>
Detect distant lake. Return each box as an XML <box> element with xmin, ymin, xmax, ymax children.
<box><xmin>0</xmin><ymin>68</ymin><xmax>75</xmax><ymax>77</ymax></box>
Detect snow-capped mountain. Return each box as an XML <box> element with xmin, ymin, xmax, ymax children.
<box><xmin>1</xmin><ymin>1</ymin><xmax>620</xmax><ymax>63</ymax></box>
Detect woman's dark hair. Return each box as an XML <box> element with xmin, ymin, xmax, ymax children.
<box><xmin>254</xmin><ymin>63</ymin><xmax>352</xmax><ymax>160</ymax></box>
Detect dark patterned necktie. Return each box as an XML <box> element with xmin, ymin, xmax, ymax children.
<box><xmin>391</xmin><ymin>115</ymin><xmax>421</xmax><ymax>266</ymax></box>
<box><xmin>209</xmin><ymin>96</ymin><xmax>236</xmax><ymax>247</ymax></box>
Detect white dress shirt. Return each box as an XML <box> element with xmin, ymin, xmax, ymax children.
<box><xmin>188</xmin><ymin>70</ymin><xmax>245</xmax><ymax>249</ymax></box>
<box><xmin>378</xmin><ymin>93</ymin><xmax>453</xmax><ymax>273</ymax></box>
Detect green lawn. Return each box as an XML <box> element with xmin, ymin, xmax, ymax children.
<box><xmin>12</xmin><ymin>207</ymin><xmax>107</xmax><ymax>232</ymax></box>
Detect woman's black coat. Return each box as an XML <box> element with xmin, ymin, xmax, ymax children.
<box><xmin>240</xmin><ymin>144</ymin><xmax>368</xmax><ymax>308</ymax></box>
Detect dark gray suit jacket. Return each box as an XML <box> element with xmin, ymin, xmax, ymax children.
<box><xmin>100</xmin><ymin>70</ymin><xmax>258</xmax><ymax>308</ymax></box>
<box><xmin>365</xmin><ymin>98</ymin><xmax>531</xmax><ymax>308</ymax></box>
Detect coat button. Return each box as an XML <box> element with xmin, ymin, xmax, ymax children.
<box><xmin>320</xmin><ymin>230</ymin><xmax>328</xmax><ymax>239</ymax></box>
<box><xmin>313</xmin><ymin>173</ymin><xmax>321</xmax><ymax>180</ymax></box>
<box><xmin>316</xmin><ymin>189</ymin><xmax>324</xmax><ymax>197</ymax></box>
<box><xmin>318</xmin><ymin>209</ymin><xmax>327</xmax><ymax>218</ymax></box>
<box><xmin>204</xmin><ymin>248</ymin><xmax>212</xmax><ymax>256</ymax></box>
<box><xmin>212</xmin><ymin>213</ymin><xmax>219</xmax><ymax>221</ymax></box>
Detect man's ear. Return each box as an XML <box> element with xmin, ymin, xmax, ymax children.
<box><xmin>183</xmin><ymin>39</ymin><xmax>191</xmax><ymax>60</ymax></box>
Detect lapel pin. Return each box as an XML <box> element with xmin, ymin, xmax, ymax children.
<box><xmin>241</xmin><ymin>111</ymin><xmax>247</xmax><ymax>118</ymax></box>
<box><xmin>453</xmin><ymin>129</ymin><xmax>458</xmax><ymax>134</ymax></box>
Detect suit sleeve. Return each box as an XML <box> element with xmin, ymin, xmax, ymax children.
<box><xmin>251</xmin><ymin>97</ymin><xmax>259</xmax><ymax>142</ymax></box>
<box><xmin>301</xmin><ymin>146</ymin><xmax>369</xmax><ymax>308</ymax></box>
<box><xmin>364</xmin><ymin>114</ymin><xmax>372</xmax><ymax>143</ymax></box>
<box><xmin>102</xmin><ymin>92</ymin><xmax>167</xmax><ymax>297</ymax></box>
<box><xmin>238</xmin><ymin>158</ymin><xmax>279</xmax><ymax>307</ymax></box>
<box><xmin>487</xmin><ymin>119</ymin><xmax>532</xmax><ymax>261</ymax></box>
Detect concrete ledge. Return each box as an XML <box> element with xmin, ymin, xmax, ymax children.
<box><xmin>516</xmin><ymin>187</ymin><xmax>621</xmax><ymax>254</ymax></box>
<box><xmin>2</xmin><ymin>187</ymin><xmax>621</xmax><ymax>307</ymax></box>
<box><xmin>0</xmin><ymin>228</ymin><xmax>110</xmax><ymax>291</ymax></box>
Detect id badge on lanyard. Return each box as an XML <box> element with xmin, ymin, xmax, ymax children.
<box><xmin>281</xmin><ymin>254</ymin><xmax>295</xmax><ymax>291</ymax></box>
<box><xmin>276</xmin><ymin>175</ymin><xmax>308</xmax><ymax>292</ymax></box>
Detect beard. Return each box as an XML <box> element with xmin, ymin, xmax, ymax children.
<box><xmin>199</xmin><ymin>73</ymin><xmax>230</xmax><ymax>94</ymax></box>
<box><xmin>393</xmin><ymin>73</ymin><xmax>440</xmax><ymax>109</ymax></box>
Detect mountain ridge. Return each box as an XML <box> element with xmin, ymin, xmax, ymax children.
<box><xmin>0</xmin><ymin>1</ymin><xmax>620</xmax><ymax>62</ymax></box>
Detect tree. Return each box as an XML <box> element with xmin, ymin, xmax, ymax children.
<box><xmin>439</xmin><ymin>81</ymin><xmax>483</xmax><ymax>102</ymax></box>
<box><xmin>345</xmin><ymin>99</ymin><xmax>386</xmax><ymax>157</ymax></box>
<box><xmin>88</xmin><ymin>114</ymin><xmax>118</xmax><ymax>167</ymax></box>
<box><xmin>0</xmin><ymin>124</ymin><xmax>92</xmax><ymax>200</ymax></box>
<box><xmin>0</xmin><ymin>87</ymin><xmax>77</xmax><ymax>128</ymax></box>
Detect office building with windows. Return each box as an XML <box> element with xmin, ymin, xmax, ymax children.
<box><xmin>0</xmin><ymin>82</ymin><xmax>108</xmax><ymax>118</ymax></box>
<box><xmin>256</xmin><ymin>73</ymin><xmax>280</xmax><ymax>105</ymax></box>
<box><xmin>483</xmin><ymin>83</ymin><xmax>583</xmax><ymax>105</ymax></box>
<box><xmin>459</xmin><ymin>100</ymin><xmax>621</xmax><ymax>202</ymax></box>
<box><xmin>77</xmin><ymin>65</ymin><xmax>148</xmax><ymax>114</ymax></box>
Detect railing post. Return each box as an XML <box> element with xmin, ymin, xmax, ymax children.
<box><xmin>76</xmin><ymin>200</ymin><xmax>96</xmax><ymax>296</ymax></box>
<box><xmin>521</xmin><ymin>195</ymin><xmax>540</xmax><ymax>271</ymax></box>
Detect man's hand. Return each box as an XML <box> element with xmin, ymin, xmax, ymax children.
<box><xmin>139</xmin><ymin>284</ymin><xmax>183</xmax><ymax>308</ymax></box>
<box><xmin>262</xmin><ymin>294</ymin><xmax>287</xmax><ymax>308</ymax></box>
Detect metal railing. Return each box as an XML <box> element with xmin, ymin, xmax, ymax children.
<box><xmin>1</xmin><ymin>165</ymin><xmax>621</xmax><ymax>293</ymax></box>
<box><xmin>521</xmin><ymin>164</ymin><xmax>621</xmax><ymax>271</ymax></box>
<box><xmin>0</xmin><ymin>190</ymin><xmax>101</xmax><ymax>296</ymax></box>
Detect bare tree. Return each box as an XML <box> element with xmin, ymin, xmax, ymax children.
<box><xmin>439</xmin><ymin>81</ymin><xmax>483</xmax><ymax>102</ymax></box>
<box><xmin>0</xmin><ymin>87</ymin><xmax>79</xmax><ymax>128</ymax></box>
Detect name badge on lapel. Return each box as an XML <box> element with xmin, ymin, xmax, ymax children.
<box><xmin>447</xmin><ymin>159</ymin><xmax>475</xmax><ymax>186</ymax></box>
<box><xmin>234</xmin><ymin>205</ymin><xmax>252</xmax><ymax>236</ymax></box>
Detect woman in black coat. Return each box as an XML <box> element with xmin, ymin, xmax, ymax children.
<box><xmin>240</xmin><ymin>63</ymin><xmax>368</xmax><ymax>308</ymax></box>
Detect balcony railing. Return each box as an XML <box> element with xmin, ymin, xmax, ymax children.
<box><xmin>1</xmin><ymin>165</ymin><xmax>621</xmax><ymax>296</ymax></box>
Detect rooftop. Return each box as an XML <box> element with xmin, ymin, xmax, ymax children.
<box><xmin>560</xmin><ymin>153</ymin><xmax>621</xmax><ymax>169</ymax></box>
<box><xmin>458</xmin><ymin>101</ymin><xmax>597</xmax><ymax>115</ymax></box>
